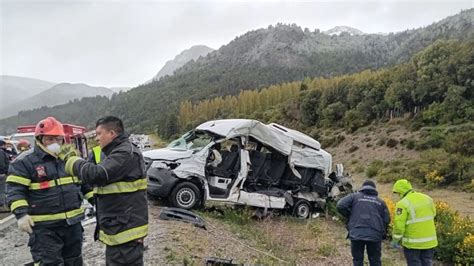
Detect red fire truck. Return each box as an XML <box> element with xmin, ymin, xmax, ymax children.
<box><xmin>11</xmin><ymin>124</ymin><xmax>89</xmax><ymax>158</ymax></box>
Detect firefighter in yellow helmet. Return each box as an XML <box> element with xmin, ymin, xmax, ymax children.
<box><xmin>391</xmin><ymin>179</ymin><xmax>438</xmax><ymax>266</ymax></box>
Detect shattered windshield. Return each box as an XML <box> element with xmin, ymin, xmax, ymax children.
<box><xmin>167</xmin><ymin>131</ymin><xmax>212</xmax><ymax>152</ymax></box>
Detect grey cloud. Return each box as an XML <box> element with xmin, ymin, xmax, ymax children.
<box><xmin>1</xmin><ymin>1</ymin><xmax>471</xmax><ymax>87</ymax></box>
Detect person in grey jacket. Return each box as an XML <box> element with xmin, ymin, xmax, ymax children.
<box><xmin>337</xmin><ymin>180</ymin><xmax>390</xmax><ymax>266</ymax></box>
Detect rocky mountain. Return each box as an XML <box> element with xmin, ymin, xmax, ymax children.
<box><xmin>149</xmin><ymin>45</ymin><xmax>214</xmax><ymax>82</ymax></box>
<box><xmin>0</xmin><ymin>83</ymin><xmax>114</xmax><ymax>118</ymax></box>
<box><xmin>0</xmin><ymin>75</ymin><xmax>56</xmax><ymax>106</ymax></box>
<box><xmin>0</xmin><ymin>9</ymin><xmax>472</xmax><ymax>134</ymax></box>
<box><xmin>323</xmin><ymin>26</ymin><xmax>365</xmax><ymax>36</ymax></box>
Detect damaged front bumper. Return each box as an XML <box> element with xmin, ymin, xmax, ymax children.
<box><xmin>147</xmin><ymin>167</ymin><xmax>180</xmax><ymax>198</ymax></box>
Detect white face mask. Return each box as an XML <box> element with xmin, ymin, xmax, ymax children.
<box><xmin>46</xmin><ymin>143</ymin><xmax>61</xmax><ymax>154</ymax></box>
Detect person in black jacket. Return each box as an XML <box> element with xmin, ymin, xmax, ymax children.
<box><xmin>60</xmin><ymin>116</ymin><xmax>148</xmax><ymax>266</ymax></box>
<box><xmin>0</xmin><ymin>139</ymin><xmax>10</xmax><ymax>208</ymax></box>
<box><xmin>337</xmin><ymin>180</ymin><xmax>390</xmax><ymax>266</ymax></box>
<box><xmin>5</xmin><ymin>116</ymin><xmax>94</xmax><ymax>265</ymax></box>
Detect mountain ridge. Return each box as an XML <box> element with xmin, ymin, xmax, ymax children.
<box><xmin>149</xmin><ymin>45</ymin><xmax>214</xmax><ymax>82</ymax></box>
<box><xmin>0</xmin><ymin>75</ymin><xmax>56</xmax><ymax>106</ymax></box>
<box><xmin>0</xmin><ymin>9</ymin><xmax>472</xmax><ymax>134</ymax></box>
<box><xmin>0</xmin><ymin>83</ymin><xmax>114</xmax><ymax>118</ymax></box>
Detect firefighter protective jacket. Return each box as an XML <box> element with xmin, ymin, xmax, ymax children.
<box><xmin>393</xmin><ymin>183</ymin><xmax>438</xmax><ymax>249</ymax></box>
<box><xmin>6</xmin><ymin>144</ymin><xmax>93</xmax><ymax>227</ymax></box>
<box><xmin>66</xmin><ymin>134</ymin><xmax>148</xmax><ymax>246</ymax></box>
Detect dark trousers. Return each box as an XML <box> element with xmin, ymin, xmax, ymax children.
<box><xmin>28</xmin><ymin>223</ymin><xmax>83</xmax><ymax>266</ymax></box>
<box><xmin>403</xmin><ymin>247</ymin><xmax>434</xmax><ymax>266</ymax></box>
<box><xmin>0</xmin><ymin>174</ymin><xmax>5</xmax><ymax>206</ymax></box>
<box><xmin>105</xmin><ymin>240</ymin><xmax>144</xmax><ymax>266</ymax></box>
<box><xmin>351</xmin><ymin>240</ymin><xmax>382</xmax><ymax>266</ymax></box>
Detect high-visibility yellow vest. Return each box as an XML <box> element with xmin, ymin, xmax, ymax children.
<box><xmin>92</xmin><ymin>146</ymin><xmax>102</xmax><ymax>164</ymax></box>
<box><xmin>393</xmin><ymin>191</ymin><xmax>438</xmax><ymax>249</ymax></box>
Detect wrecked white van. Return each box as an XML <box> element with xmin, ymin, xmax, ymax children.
<box><xmin>144</xmin><ymin>119</ymin><xmax>352</xmax><ymax>218</ymax></box>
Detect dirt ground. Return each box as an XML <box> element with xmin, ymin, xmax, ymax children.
<box><xmin>0</xmin><ymin>201</ymin><xmax>408</xmax><ymax>265</ymax></box>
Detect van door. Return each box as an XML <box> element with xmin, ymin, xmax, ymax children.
<box><xmin>206</xmin><ymin>138</ymin><xmax>243</xmax><ymax>199</ymax></box>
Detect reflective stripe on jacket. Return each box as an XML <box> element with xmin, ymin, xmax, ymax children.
<box><xmin>68</xmin><ymin>134</ymin><xmax>148</xmax><ymax>246</ymax></box>
<box><xmin>393</xmin><ymin>191</ymin><xmax>438</xmax><ymax>249</ymax></box>
<box><xmin>6</xmin><ymin>144</ymin><xmax>93</xmax><ymax>227</ymax></box>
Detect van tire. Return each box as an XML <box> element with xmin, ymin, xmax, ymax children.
<box><xmin>293</xmin><ymin>199</ymin><xmax>311</xmax><ymax>219</ymax></box>
<box><xmin>170</xmin><ymin>182</ymin><xmax>201</xmax><ymax>209</ymax></box>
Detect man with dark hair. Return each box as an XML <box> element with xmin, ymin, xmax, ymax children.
<box><xmin>95</xmin><ymin>116</ymin><xmax>124</xmax><ymax>134</ymax></box>
<box><xmin>59</xmin><ymin>116</ymin><xmax>148</xmax><ymax>265</ymax></box>
<box><xmin>337</xmin><ymin>180</ymin><xmax>391</xmax><ymax>266</ymax></box>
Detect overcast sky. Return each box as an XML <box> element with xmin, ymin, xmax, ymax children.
<box><xmin>1</xmin><ymin>0</ymin><xmax>472</xmax><ymax>88</ymax></box>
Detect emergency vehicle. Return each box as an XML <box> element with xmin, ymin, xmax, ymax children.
<box><xmin>10</xmin><ymin>124</ymin><xmax>89</xmax><ymax>158</ymax></box>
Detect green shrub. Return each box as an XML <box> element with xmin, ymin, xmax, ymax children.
<box><xmin>376</xmin><ymin>137</ymin><xmax>386</xmax><ymax>146</ymax></box>
<box><xmin>354</xmin><ymin>165</ymin><xmax>365</xmax><ymax>173</ymax></box>
<box><xmin>377</xmin><ymin>168</ymin><xmax>402</xmax><ymax>183</ymax></box>
<box><xmin>455</xmin><ymin>234</ymin><xmax>474</xmax><ymax>265</ymax></box>
<box><xmin>348</xmin><ymin>145</ymin><xmax>359</xmax><ymax>153</ymax></box>
<box><xmin>410</xmin><ymin>149</ymin><xmax>474</xmax><ymax>185</ymax></box>
<box><xmin>409</xmin><ymin>118</ymin><xmax>424</xmax><ymax>131</ymax></box>
<box><xmin>435</xmin><ymin>202</ymin><xmax>474</xmax><ymax>263</ymax></box>
<box><xmin>365</xmin><ymin>160</ymin><xmax>383</xmax><ymax>178</ymax></box>
<box><xmin>376</xmin><ymin>160</ymin><xmax>409</xmax><ymax>183</ymax></box>
<box><xmin>344</xmin><ymin>109</ymin><xmax>367</xmax><ymax>132</ymax></box>
<box><xmin>321</xmin><ymin>134</ymin><xmax>345</xmax><ymax>148</ymax></box>
<box><xmin>401</xmin><ymin>138</ymin><xmax>416</xmax><ymax>149</ymax></box>
<box><xmin>309</xmin><ymin>129</ymin><xmax>322</xmax><ymax>140</ymax></box>
<box><xmin>415</xmin><ymin>127</ymin><xmax>445</xmax><ymax>150</ymax></box>
<box><xmin>443</xmin><ymin>131</ymin><xmax>474</xmax><ymax>156</ymax></box>
<box><xmin>464</xmin><ymin>180</ymin><xmax>474</xmax><ymax>193</ymax></box>
<box><xmin>386</xmin><ymin>138</ymin><xmax>399</xmax><ymax>148</ymax></box>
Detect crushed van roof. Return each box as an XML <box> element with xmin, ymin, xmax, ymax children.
<box><xmin>196</xmin><ymin>119</ymin><xmax>332</xmax><ymax>175</ymax></box>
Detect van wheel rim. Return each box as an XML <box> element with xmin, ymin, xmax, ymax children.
<box><xmin>177</xmin><ymin>188</ymin><xmax>195</xmax><ymax>207</ymax></box>
<box><xmin>297</xmin><ymin>204</ymin><xmax>309</xmax><ymax>218</ymax></box>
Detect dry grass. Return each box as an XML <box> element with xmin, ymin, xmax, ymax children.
<box><xmin>195</xmin><ymin>208</ymin><xmax>406</xmax><ymax>265</ymax></box>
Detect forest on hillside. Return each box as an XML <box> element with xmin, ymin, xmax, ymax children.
<box><xmin>178</xmin><ymin>40</ymin><xmax>473</xmax><ymax>134</ymax></box>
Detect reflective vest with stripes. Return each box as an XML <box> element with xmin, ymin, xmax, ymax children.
<box><xmin>393</xmin><ymin>191</ymin><xmax>438</xmax><ymax>249</ymax></box>
<box><xmin>6</xmin><ymin>144</ymin><xmax>91</xmax><ymax>226</ymax></box>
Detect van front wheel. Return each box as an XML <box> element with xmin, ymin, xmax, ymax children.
<box><xmin>170</xmin><ymin>182</ymin><xmax>201</xmax><ymax>209</ymax></box>
<box><xmin>293</xmin><ymin>199</ymin><xmax>311</xmax><ymax>219</ymax></box>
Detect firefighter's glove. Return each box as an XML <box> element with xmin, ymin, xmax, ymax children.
<box><xmin>390</xmin><ymin>240</ymin><xmax>401</xmax><ymax>249</ymax></box>
<box><xmin>58</xmin><ymin>144</ymin><xmax>78</xmax><ymax>162</ymax></box>
<box><xmin>17</xmin><ymin>215</ymin><xmax>34</xmax><ymax>234</ymax></box>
